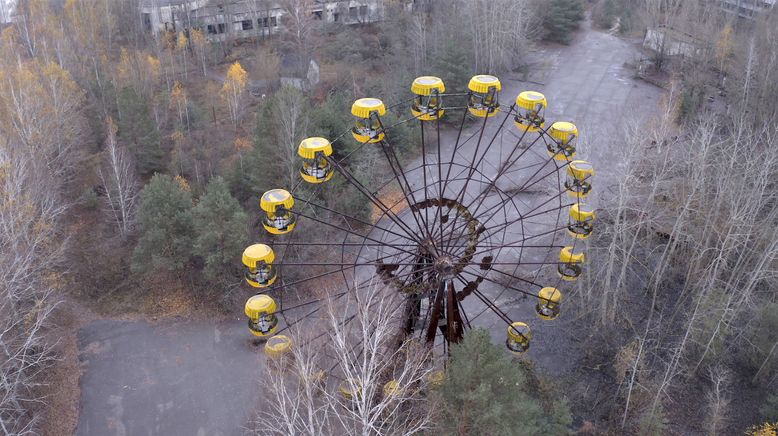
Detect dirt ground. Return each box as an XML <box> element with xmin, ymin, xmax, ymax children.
<box><xmin>37</xmin><ymin>299</ymin><xmax>95</xmax><ymax>436</ymax></box>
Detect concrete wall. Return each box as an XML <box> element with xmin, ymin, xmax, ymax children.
<box><xmin>643</xmin><ymin>28</ymin><xmax>703</xmax><ymax>58</ymax></box>
<box><xmin>140</xmin><ymin>0</ymin><xmax>210</xmax><ymax>34</ymax></box>
<box><xmin>141</xmin><ymin>0</ymin><xmax>383</xmax><ymax>40</ymax></box>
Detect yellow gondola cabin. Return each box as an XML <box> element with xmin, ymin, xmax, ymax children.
<box><xmin>547</xmin><ymin>122</ymin><xmax>579</xmax><ymax>161</ymax></box>
<box><xmin>242</xmin><ymin>244</ymin><xmax>276</xmax><ymax>288</ymax></box>
<box><xmin>514</xmin><ymin>91</ymin><xmax>547</xmax><ymax>132</ymax></box>
<box><xmin>260</xmin><ymin>189</ymin><xmax>296</xmax><ymax>235</ymax></box>
<box><xmin>467</xmin><ymin>75</ymin><xmax>501</xmax><ymax>118</ymax></box>
<box><xmin>411</xmin><ymin>76</ymin><xmax>446</xmax><ymax>121</ymax></box>
<box><xmin>506</xmin><ymin>321</ymin><xmax>532</xmax><ymax>354</ymax></box>
<box><xmin>245</xmin><ymin>294</ymin><xmax>279</xmax><ymax>337</ymax></box>
<box><xmin>298</xmin><ymin>137</ymin><xmax>334</xmax><ymax>184</ymax></box>
<box><xmin>351</xmin><ymin>98</ymin><xmax>386</xmax><ymax>143</ymax></box>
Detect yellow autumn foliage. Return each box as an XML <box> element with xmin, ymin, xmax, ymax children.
<box><xmin>715</xmin><ymin>24</ymin><xmax>734</xmax><ymax>67</ymax></box>
<box><xmin>176</xmin><ymin>32</ymin><xmax>188</xmax><ymax>51</ymax></box>
<box><xmin>117</xmin><ymin>47</ymin><xmax>133</xmax><ymax>82</ymax></box>
<box><xmin>171</xmin><ymin>129</ymin><xmax>186</xmax><ymax>145</ymax></box>
<box><xmin>0</xmin><ymin>60</ymin><xmax>85</xmax><ymax>165</ymax></box>
<box><xmin>174</xmin><ymin>174</ymin><xmax>191</xmax><ymax>192</ymax></box>
<box><xmin>222</xmin><ymin>62</ymin><xmax>248</xmax><ymax>123</ymax></box>
<box><xmin>170</xmin><ymin>82</ymin><xmax>187</xmax><ymax>108</ymax></box>
<box><xmin>747</xmin><ymin>422</ymin><xmax>778</xmax><ymax>436</ymax></box>
<box><xmin>190</xmin><ymin>28</ymin><xmax>206</xmax><ymax>47</ymax></box>
<box><xmin>146</xmin><ymin>55</ymin><xmax>161</xmax><ymax>80</ymax></box>
<box><xmin>223</xmin><ymin>61</ymin><xmax>248</xmax><ymax>94</ymax></box>
<box><xmin>234</xmin><ymin>137</ymin><xmax>252</xmax><ymax>151</ymax></box>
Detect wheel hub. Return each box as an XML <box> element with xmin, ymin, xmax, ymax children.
<box><xmin>434</xmin><ymin>255</ymin><xmax>455</xmax><ymax>278</ymax></box>
<box><xmin>376</xmin><ymin>197</ymin><xmax>484</xmax><ymax>294</ymax></box>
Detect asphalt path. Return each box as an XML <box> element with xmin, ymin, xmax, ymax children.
<box><xmin>75</xmin><ymin>319</ymin><xmax>264</xmax><ymax>436</ymax></box>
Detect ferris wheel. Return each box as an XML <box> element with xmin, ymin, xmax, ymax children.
<box><xmin>240</xmin><ymin>74</ymin><xmax>595</xmax><ymax>382</ymax></box>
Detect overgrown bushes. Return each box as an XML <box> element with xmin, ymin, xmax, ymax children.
<box><xmin>538</xmin><ymin>0</ymin><xmax>585</xmax><ymax>44</ymax></box>
<box><xmin>435</xmin><ymin>329</ymin><xmax>572</xmax><ymax>435</ymax></box>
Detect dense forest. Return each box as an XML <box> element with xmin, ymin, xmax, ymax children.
<box><xmin>0</xmin><ymin>0</ymin><xmax>777</xmax><ymax>435</ymax></box>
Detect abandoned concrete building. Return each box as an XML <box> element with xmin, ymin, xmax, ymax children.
<box><xmin>717</xmin><ymin>0</ymin><xmax>775</xmax><ymax>20</ymax></box>
<box><xmin>140</xmin><ymin>0</ymin><xmax>384</xmax><ymax>40</ymax></box>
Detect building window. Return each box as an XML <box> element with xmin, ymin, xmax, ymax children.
<box><xmin>142</xmin><ymin>13</ymin><xmax>152</xmax><ymax>31</ymax></box>
<box><xmin>312</xmin><ymin>10</ymin><xmax>323</xmax><ymax>19</ymax></box>
<box><xmin>333</xmin><ymin>12</ymin><xmax>340</xmax><ymax>22</ymax></box>
<box><xmin>349</xmin><ymin>6</ymin><xmax>357</xmax><ymax>19</ymax></box>
<box><xmin>218</xmin><ymin>23</ymin><xmax>226</xmax><ymax>33</ymax></box>
<box><xmin>207</xmin><ymin>24</ymin><xmax>217</xmax><ymax>34</ymax></box>
<box><xmin>359</xmin><ymin>5</ymin><xmax>368</xmax><ymax>17</ymax></box>
<box><xmin>259</xmin><ymin>16</ymin><xmax>278</xmax><ymax>28</ymax></box>
<box><xmin>242</xmin><ymin>19</ymin><xmax>253</xmax><ymax>30</ymax></box>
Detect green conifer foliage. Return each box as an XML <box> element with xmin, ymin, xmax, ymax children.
<box><xmin>436</xmin><ymin>329</ymin><xmax>571</xmax><ymax>436</ymax></box>
<box><xmin>131</xmin><ymin>174</ymin><xmax>194</xmax><ymax>274</ymax></box>
<box><xmin>541</xmin><ymin>0</ymin><xmax>585</xmax><ymax>45</ymax></box>
<box><xmin>117</xmin><ymin>86</ymin><xmax>164</xmax><ymax>175</ymax></box>
<box><xmin>431</xmin><ymin>39</ymin><xmax>472</xmax><ymax>96</ymax></box>
<box><xmin>192</xmin><ymin>177</ymin><xmax>249</xmax><ymax>282</ymax></box>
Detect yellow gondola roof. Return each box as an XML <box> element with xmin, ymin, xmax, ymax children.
<box><xmin>411</xmin><ymin>76</ymin><xmax>445</xmax><ymax>96</ymax></box>
<box><xmin>567</xmin><ymin>160</ymin><xmax>594</xmax><ymax>179</ymax></box>
<box><xmin>242</xmin><ymin>244</ymin><xmax>275</xmax><ymax>268</ymax></box>
<box><xmin>507</xmin><ymin>321</ymin><xmax>531</xmax><ymax>341</ymax></box>
<box><xmin>245</xmin><ymin>294</ymin><xmax>277</xmax><ymax>318</ymax></box>
<box><xmin>549</xmin><ymin>121</ymin><xmax>579</xmax><ymax>143</ymax></box>
<box><xmin>538</xmin><ymin>287</ymin><xmax>562</xmax><ymax>304</ymax></box>
<box><xmin>468</xmin><ymin>75</ymin><xmax>502</xmax><ymax>94</ymax></box>
<box><xmin>559</xmin><ymin>246</ymin><xmax>585</xmax><ymax>264</ymax></box>
<box><xmin>265</xmin><ymin>334</ymin><xmax>292</xmax><ymax>358</ymax></box>
<box><xmin>569</xmin><ymin>203</ymin><xmax>595</xmax><ymax>221</ymax></box>
<box><xmin>260</xmin><ymin>189</ymin><xmax>294</xmax><ymax>212</ymax></box>
<box><xmin>298</xmin><ymin>137</ymin><xmax>333</xmax><ymax>159</ymax></box>
<box><xmin>351</xmin><ymin>98</ymin><xmax>386</xmax><ymax>118</ymax></box>
<box><xmin>515</xmin><ymin>91</ymin><xmax>547</xmax><ymax>110</ymax></box>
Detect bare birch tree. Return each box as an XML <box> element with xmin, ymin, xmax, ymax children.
<box><xmin>280</xmin><ymin>0</ymin><xmax>318</xmax><ymax>74</ymax></box>
<box><xmin>0</xmin><ymin>60</ymin><xmax>86</xmax><ymax>182</ymax></box>
<box><xmin>0</xmin><ymin>142</ymin><xmax>67</xmax><ymax>434</ymax></box>
<box><xmin>585</xmin><ymin>78</ymin><xmax>778</xmax><ymax>431</ymax></box>
<box><xmin>465</xmin><ymin>0</ymin><xmax>535</xmax><ymax>73</ymax></box>
<box><xmin>98</xmin><ymin>117</ymin><xmax>139</xmax><ymax>239</ymax></box>
<box><xmin>270</xmin><ymin>85</ymin><xmax>309</xmax><ymax>189</ymax></box>
<box><xmin>252</xmin><ymin>280</ymin><xmax>436</xmax><ymax>435</ymax></box>
<box><xmin>222</xmin><ymin>61</ymin><xmax>248</xmax><ymax>125</ymax></box>
<box><xmin>428</xmin><ymin>0</ymin><xmax>533</xmax><ymax>74</ymax></box>
<box><xmin>704</xmin><ymin>365</ymin><xmax>731</xmax><ymax>436</ymax></box>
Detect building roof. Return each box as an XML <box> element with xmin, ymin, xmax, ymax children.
<box><xmin>140</xmin><ymin>0</ymin><xmax>197</xmax><ymax>7</ymax></box>
<box><xmin>280</xmin><ymin>53</ymin><xmax>311</xmax><ymax>76</ymax></box>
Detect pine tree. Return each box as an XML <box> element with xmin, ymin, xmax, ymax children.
<box><xmin>117</xmin><ymin>86</ymin><xmax>164</xmax><ymax>175</ymax></box>
<box><xmin>310</xmin><ymin>92</ymin><xmax>352</xmax><ymax>159</ymax></box>
<box><xmin>431</xmin><ymin>38</ymin><xmax>472</xmax><ymax>95</ymax></box>
<box><xmin>592</xmin><ymin>0</ymin><xmax>618</xmax><ymax>29</ymax></box>
<box><xmin>131</xmin><ymin>174</ymin><xmax>194</xmax><ymax>274</ymax></box>
<box><xmin>541</xmin><ymin>0</ymin><xmax>585</xmax><ymax>45</ymax></box>
<box><xmin>192</xmin><ymin>177</ymin><xmax>249</xmax><ymax>282</ymax></box>
<box><xmin>435</xmin><ymin>329</ymin><xmax>571</xmax><ymax>435</ymax></box>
